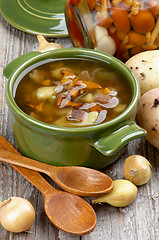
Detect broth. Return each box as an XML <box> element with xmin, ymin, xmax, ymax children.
<box><xmin>14</xmin><ymin>58</ymin><xmax>132</xmax><ymax>127</ymax></box>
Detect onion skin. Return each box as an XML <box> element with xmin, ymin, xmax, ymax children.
<box><xmin>0</xmin><ymin>197</ymin><xmax>35</xmax><ymax>233</ymax></box>
<box><xmin>92</xmin><ymin>179</ymin><xmax>137</xmax><ymax>207</ymax></box>
<box><xmin>123</xmin><ymin>155</ymin><xmax>152</xmax><ymax>186</ymax></box>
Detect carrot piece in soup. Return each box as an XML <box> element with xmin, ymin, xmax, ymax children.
<box><xmin>103</xmin><ymin>87</ymin><xmax>111</xmax><ymax>95</ymax></box>
<box><xmin>90</xmin><ymin>104</ymin><xmax>103</xmax><ymax>112</ymax></box>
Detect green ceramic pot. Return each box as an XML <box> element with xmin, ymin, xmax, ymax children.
<box><xmin>4</xmin><ymin>48</ymin><xmax>146</xmax><ymax>169</ymax></box>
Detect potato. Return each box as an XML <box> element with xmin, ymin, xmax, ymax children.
<box><xmin>137</xmin><ymin>87</ymin><xmax>159</xmax><ymax>149</ymax></box>
<box><xmin>36</xmin><ymin>86</ymin><xmax>55</xmax><ymax>100</ymax></box>
<box><xmin>125</xmin><ymin>50</ymin><xmax>159</xmax><ymax>95</ymax></box>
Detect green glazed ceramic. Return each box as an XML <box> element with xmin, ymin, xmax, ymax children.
<box><xmin>0</xmin><ymin>0</ymin><xmax>68</xmax><ymax>37</ymax></box>
<box><xmin>4</xmin><ymin>49</ymin><xmax>146</xmax><ymax>169</ymax></box>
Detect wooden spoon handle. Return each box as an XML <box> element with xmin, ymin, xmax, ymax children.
<box><xmin>0</xmin><ymin>135</ymin><xmax>54</xmax><ymax>196</ymax></box>
<box><xmin>0</xmin><ymin>146</ymin><xmax>53</xmax><ymax>175</ymax></box>
<box><xmin>0</xmin><ymin>144</ymin><xmax>55</xmax><ymax>176</ymax></box>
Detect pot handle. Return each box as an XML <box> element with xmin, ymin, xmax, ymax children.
<box><xmin>92</xmin><ymin>122</ymin><xmax>146</xmax><ymax>156</ymax></box>
<box><xmin>3</xmin><ymin>52</ymin><xmax>42</xmax><ymax>79</ymax></box>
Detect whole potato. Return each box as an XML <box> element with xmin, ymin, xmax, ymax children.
<box><xmin>125</xmin><ymin>50</ymin><xmax>159</xmax><ymax>95</ymax></box>
<box><xmin>137</xmin><ymin>87</ymin><xmax>159</xmax><ymax>149</ymax></box>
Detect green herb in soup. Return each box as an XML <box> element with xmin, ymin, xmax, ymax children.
<box><xmin>14</xmin><ymin>59</ymin><xmax>132</xmax><ymax>127</ymax></box>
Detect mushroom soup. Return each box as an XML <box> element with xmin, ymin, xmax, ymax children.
<box><xmin>14</xmin><ymin>59</ymin><xmax>132</xmax><ymax>127</ymax></box>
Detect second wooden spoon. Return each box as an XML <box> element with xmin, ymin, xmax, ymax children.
<box><xmin>0</xmin><ymin>135</ymin><xmax>96</xmax><ymax>235</ymax></box>
<box><xmin>0</xmin><ymin>148</ymin><xmax>113</xmax><ymax>197</ymax></box>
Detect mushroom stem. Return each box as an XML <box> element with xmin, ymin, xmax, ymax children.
<box><xmin>146</xmin><ymin>32</ymin><xmax>151</xmax><ymax>44</ymax></box>
<box><xmin>149</xmin><ymin>16</ymin><xmax>159</xmax><ymax>45</ymax></box>
<box><xmin>101</xmin><ymin>0</ymin><xmax>108</xmax><ymax>16</ymax></box>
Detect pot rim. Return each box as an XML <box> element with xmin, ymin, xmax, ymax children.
<box><xmin>6</xmin><ymin>48</ymin><xmax>139</xmax><ymax>134</ymax></box>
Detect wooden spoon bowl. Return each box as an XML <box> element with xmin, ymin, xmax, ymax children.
<box><xmin>0</xmin><ymin>148</ymin><xmax>113</xmax><ymax>197</ymax></box>
<box><xmin>0</xmin><ymin>135</ymin><xmax>96</xmax><ymax>235</ymax></box>
<box><xmin>45</xmin><ymin>188</ymin><xmax>96</xmax><ymax>234</ymax></box>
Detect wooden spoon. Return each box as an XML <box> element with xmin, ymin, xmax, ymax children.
<box><xmin>0</xmin><ymin>135</ymin><xmax>96</xmax><ymax>235</ymax></box>
<box><xmin>0</xmin><ymin>148</ymin><xmax>113</xmax><ymax>197</ymax></box>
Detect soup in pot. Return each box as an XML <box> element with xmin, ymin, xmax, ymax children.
<box><xmin>14</xmin><ymin>58</ymin><xmax>132</xmax><ymax>127</ymax></box>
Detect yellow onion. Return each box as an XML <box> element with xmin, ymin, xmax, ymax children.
<box><xmin>123</xmin><ymin>155</ymin><xmax>152</xmax><ymax>186</ymax></box>
<box><xmin>0</xmin><ymin>197</ymin><xmax>35</xmax><ymax>233</ymax></box>
<box><xmin>92</xmin><ymin>179</ymin><xmax>137</xmax><ymax>207</ymax></box>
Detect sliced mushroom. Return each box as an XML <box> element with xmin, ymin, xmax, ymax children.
<box><xmin>57</xmin><ymin>94</ymin><xmax>83</xmax><ymax>109</ymax></box>
<box><xmin>67</xmin><ymin>110</ymin><xmax>86</xmax><ymax>122</ymax></box>
<box><xmin>94</xmin><ymin>110</ymin><xmax>107</xmax><ymax>125</ymax></box>
<box><xmin>94</xmin><ymin>94</ymin><xmax>111</xmax><ymax>104</ymax></box>
<box><xmin>57</xmin><ymin>94</ymin><xmax>71</xmax><ymax>108</ymax></box>
<box><xmin>60</xmin><ymin>69</ymin><xmax>78</xmax><ymax>84</ymax></box>
<box><xmin>98</xmin><ymin>96</ymin><xmax>119</xmax><ymax>108</ymax></box>
<box><xmin>80</xmin><ymin>102</ymin><xmax>97</xmax><ymax>110</ymax></box>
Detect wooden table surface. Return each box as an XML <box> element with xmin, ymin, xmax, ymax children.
<box><xmin>0</xmin><ymin>12</ymin><xmax>159</xmax><ymax>240</ymax></box>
